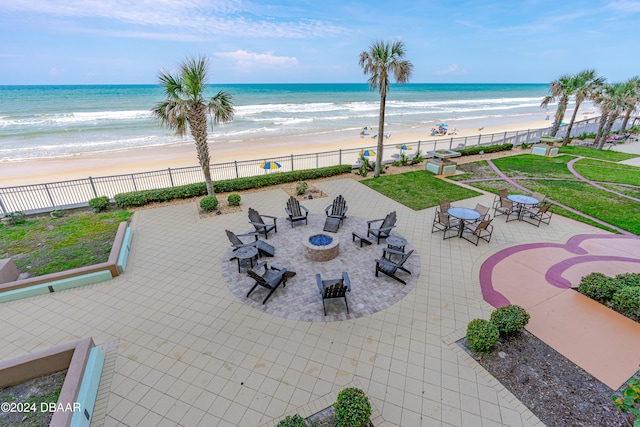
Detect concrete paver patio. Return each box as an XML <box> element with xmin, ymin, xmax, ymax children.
<box><xmin>0</xmin><ymin>177</ymin><xmax>636</xmax><ymax>426</ymax></box>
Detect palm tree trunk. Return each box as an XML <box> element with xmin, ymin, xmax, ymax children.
<box><xmin>594</xmin><ymin>111</ymin><xmax>609</xmax><ymax>149</ymax></box>
<box><xmin>550</xmin><ymin>99</ymin><xmax>567</xmax><ymax>137</ymax></box>
<box><xmin>374</xmin><ymin>89</ymin><xmax>387</xmax><ymax>178</ymax></box>
<box><xmin>189</xmin><ymin>103</ymin><xmax>216</xmax><ymax>196</ymax></box>
<box><xmin>620</xmin><ymin>110</ymin><xmax>632</xmax><ymax>134</ymax></box>
<box><xmin>562</xmin><ymin>101</ymin><xmax>582</xmax><ymax>146</ymax></box>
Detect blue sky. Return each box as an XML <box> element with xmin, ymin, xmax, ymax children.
<box><xmin>1</xmin><ymin>0</ymin><xmax>639</xmax><ymax>85</ymax></box>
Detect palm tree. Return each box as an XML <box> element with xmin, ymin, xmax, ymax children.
<box><xmin>618</xmin><ymin>76</ymin><xmax>640</xmax><ymax>133</ymax></box>
<box><xmin>594</xmin><ymin>83</ymin><xmax>626</xmax><ymax>150</ymax></box>
<box><xmin>153</xmin><ymin>56</ymin><xmax>234</xmax><ymax>196</ymax></box>
<box><xmin>541</xmin><ymin>74</ymin><xmax>572</xmax><ymax>137</ymax></box>
<box><xmin>359</xmin><ymin>40</ymin><xmax>413</xmax><ymax>177</ymax></box>
<box><xmin>561</xmin><ymin>70</ymin><xmax>605</xmax><ymax>146</ymax></box>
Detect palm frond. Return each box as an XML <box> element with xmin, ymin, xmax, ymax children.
<box><xmin>208</xmin><ymin>90</ymin><xmax>235</xmax><ymax>125</ymax></box>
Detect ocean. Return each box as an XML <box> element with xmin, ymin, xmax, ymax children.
<box><xmin>0</xmin><ymin>83</ymin><xmax>557</xmax><ymax>162</ymax></box>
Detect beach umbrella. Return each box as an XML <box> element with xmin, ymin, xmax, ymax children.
<box><xmin>260</xmin><ymin>161</ymin><xmax>281</xmax><ymax>170</ymax></box>
<box><xmin>362</xmin><ymin>126</ymin><xmax>373</xmax><ymax>132</ymax></box>
<box><xmin>396</xmin><ymin>144</ymin><xmax>412</xmax><ymax>151</ymax></box>
<box><xmin>359</xmin><ymin>150</ymin><xmax>376</xmax><ymax>157</ymax></box>
<box><xmin>437</xmin><ymin>122</ymin><xmax>448</xmax><ymax>127</ymax></box>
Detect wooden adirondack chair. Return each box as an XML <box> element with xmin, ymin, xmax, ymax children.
<box><xmin>225</xmin><ymin>230</ymin><xmax>275</xmax><ymax>258</ymax></box>
<box><xmin>325</xmin><ymin>195</ymin><xmax>348</xmax><ymax>223</ymax></box>
<box><xmin>316</xmin><ymin>272</ymin><xmax>351</xmax><ymax>315</ymax></box>
<box><xmin>248</xmin><ymin>207</ymin><xmax>278</xmax><ymax>239</ymax></box>
<box><xmin>375</xmin><ymin>248</ymin><xmax>414</xmax><ymax>285</ymax></box>
<box><xmin>284</xmin><ymin>196</ymin><xmax>309</xmax><ymax>227</ymax></box>
<box><xmin>367</xmin><ymin>211</ymin><xmax>397</xmax><ymax>244</ymax></box>
<box><xmin>246</xmin><ymin>261</ymin><xmax>290</xmax><ymax>304</ymax></box>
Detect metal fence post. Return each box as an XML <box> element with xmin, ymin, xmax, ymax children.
<box><xmin>0</xmin><ymin>197</ymin><xmax>7</xmax><ymax>215</ymax></box>
<box><xmin>131</xmin><ymin>174</ymin><xmax>137</xmax><ymax>191</ymax></box>
<box><xmin>88</xmin><ymin>176</ymin><xmax>98</xmax><ymax>198</ymax></box>
<box><xmin>168</xmin><ymin>168</ymin><xmax>175</xmax><ymax>187</ymax></box>
<box><xmin>316</xmin><ymin>153</ymin><xmax>319</xmax><ymax>169</ymax></box>
<box><xmin>234</xmin><ymin>161</ymin><xmax>239</xmax><ymax>178</ymax></box>
<box><xmin>477</xmin><ymin>134</ymin><xmax>482</xmax><ymax>145</ymax></box>
<box><xmin>291</xmin><ymin>154</ymin><xmax>294</xmax><ymax>171</ymax></box>
<box><xmin>44</xmin><ymin>183</ymin><xmax>55</xmax><ymax>207</ymax></box>
<box><xmin>339</xmin><ymin>149</ymin><xmax>342</xmax><ymax>165</ymax></box>
<box><xmin>417</xmin><ymin>141</ymin><xmax>421</xmax><ymax>153</ymax></box>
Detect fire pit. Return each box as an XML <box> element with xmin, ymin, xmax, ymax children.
<box><xmin>303</xmin><ymin>233</ymin><xmax>340</xmax><ymax>261</ymax></box>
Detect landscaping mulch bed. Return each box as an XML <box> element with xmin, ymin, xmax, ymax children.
<box><xmin>0</xmin><ymin>370</ymin><xmax>66</xmax><ymax>427</ymax></box>
<box><xmin>460</xmin><ymin>331</ymin><xmax>634</xmax><ymax>427</ymax></box>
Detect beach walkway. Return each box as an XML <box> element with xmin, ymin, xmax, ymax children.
<box><xmin>0</xmin><ymin>176</ymin><xmax>639</xmax><ymax>426</ymax></box>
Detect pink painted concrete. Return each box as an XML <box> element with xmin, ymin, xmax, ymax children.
<box><xmin>480</xmin><ymin>234</ymin><xmax>640</xmax><ymax>389</ymax></box>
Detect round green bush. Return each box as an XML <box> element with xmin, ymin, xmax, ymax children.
<box><xmin>490</xmin><ymin>304</ymin><xmax>530</xmax><ymax>337</ymax></box>
<box><xmin>200</xmin><ymin>196</ymin><xmax>219</xmax><ymax>212</ymax></box>
<box><xmin>614</xmin><ymin>273</ymin><xmax>640</xmax><ymax>288</ymax></box>
<box><xmin>334</xmin><ymin>387</ymin><xmax>371</xmax><ymax>427</ymax></box>
<box><xmin>466</xmin><ymin>319</ymin><xmax>500</xmax><ymax>353</ymax></box>
<box><xmin>4</xmin><ymin>211</ymin><xmax>27</xmax><ymax>225</ymax></box>
<box><xmin>577</xmin><ymin>272</ymin><xmax>619</xmax><ymax>303</ymax></box>
<box><xmin>227</xmin><ymin>193</ymin><xmax>241</xmax><ymax>206</ymax></box>
<box><xmin>276</xmin><ymin>414</ymin><xmax>307</xmax><ymax>427</ymax></box>
<box><xmin>50</xmin><ymin>209</ymin><xmax>66</xmax><ymax>218</ymax></box>
<box><xmin>611</xmin><ymin>287</ymin><xmax>640</xmax><ymax>321</ymax></box>
<box><xmin>88</xmin><ymin>196</ymin><xmax>111</xmax><ymax>213</ymax></box>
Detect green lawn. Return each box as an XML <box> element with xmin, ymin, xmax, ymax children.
<box><xmin>574</xmin><ymin>158</ymin><xmax>640</xmax><ymax>186</ymax></box>
<box><xmin>491</xmin><ymin>154</ymin><xmax>576</xmax><ymax>179</ymax></box>
<box><xmin>361</xmin><ymin>170</ymin><xmax>481</xmax><ymax>210</ymax></box>
<box><xmin>559</xmin><ymin>146</ymin><xmax>639</xmax><ymax>162</ymax></box>
<box><xmin>0</xmin><ymin>210</ymin><xmax>132</xmax><ymax>276</ymax></box>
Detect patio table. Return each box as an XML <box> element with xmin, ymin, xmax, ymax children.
<box><xmin>447</xmin><ymin>207</ymin><xmax>481</xmax><ymax>237</ymax></box>
<box><xmin>386</xmin><ymin>235</ymin><xmax>408</xmax><ymax>252</ymax></box>
<box><xmin>234</xmin><ymin>246</ymin><xmax>259</xmax><ymax>273</ymax></box>
<box><xmin>507</xmin><ymin>194</ymin><xmax>540</xmax><ymax>220</ymax></box>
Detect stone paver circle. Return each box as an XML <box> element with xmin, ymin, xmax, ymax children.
<box><xmin>221</xmin><ymin>214</ymin><xmax>420</xmax><ymax>322</ymax></box>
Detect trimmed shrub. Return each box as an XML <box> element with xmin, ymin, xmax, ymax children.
<box><xmin>227</xmin><ymin>193</ymin><xmax>241</xmax><ymax>206</ymax></box>
<box><xmin>88</xmin><ymin>196</ymin><xmax>111</xmax><ymax>213</ymax></box>
<box><xmin>276</xmin><ymin>414</ymin><xmax>308</xmax><ymax>427</ymax></box>
<box><xmin>4</xmin><ymin>211</ymin><xmax>27</xmax><ymax>225</ymax></box>
<box><xmin>612</xmin><ymin>287</ymin><xmax>640</xmax><ymax>322</ymax></box>
<box><xmin>458</xmin><ymin>143</ymin><xmax>513</xmax><ymax>156</ymax></box>
<box><xmin>200</xmin><ymin>196</ymin><xmax>219</xmax><ymax>212</ymax></box>
<box><xmin>577</xmin><ymin>272</ymin><xmax>619</xmax><ymax>303</ymax></box>
<box><xmin>334</xmin><ymin>387</ymin><xmax>371</xmax><ymax>427</ymax></box>
<box><xmin>576</xmin><ymin>132</ymin><xmax>597</xmax><ymax>140</ymax></box>
<box><xmin>615</xmin><ymin>273</ymin><xmax>640</xmax><ymax>288</ymax></box>
<box><xmin>490</xmin><ymin>304</ymin><xmax>530</xmax><ymax>337</ymax></box>
<box><xmin>114</xmin><ymin>165</ymin><xmax>351</xmax><ymax>208</ymax></box>
<box><xmin>466</xmin><ymin>319</ymin><xmax>499</xmax><ymax>353</ymax></box>
<box><xmin>50</xmin><ymin>209</ymin><xmax>66</xmax><ymax>218</ymax></box>
<box><xmin>295</xmin><ymin>181</ymin><xmax>308</xmax><ymax>196</ymax></box>
<box><xmin>115</xmin><ymin>183</ymin><xmax>206</xmax><ymax>208</ymax></box>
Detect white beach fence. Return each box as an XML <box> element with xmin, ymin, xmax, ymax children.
<box><xmin>0</xmin><ymin>118</ymin><xmax>613</xmax><ymax>216</ymax></box>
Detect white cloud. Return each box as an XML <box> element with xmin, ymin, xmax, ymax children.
<box><xmin>4</xmin><ymin>0</ymin><xmax>348</xmax><ymax>39</ymax></box>
<box><xmin>215</xmin><ymin>50</ymin><xmax>298</xmax><ymax>72</ymax></box>
<box><xmin>434</xmin><ymin>64</ymin><xmax>467</xmax><ymax>76</ymax></box>
<box><xmin>607</xmin><ymin>0</ymin><xmax>640</xmax><ymax>13</ymax></box>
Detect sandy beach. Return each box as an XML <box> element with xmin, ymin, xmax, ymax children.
<box><xmin>0</xmin><ymin>116</ymin><xmax>575</xmax><ymax>188</ymax></box>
